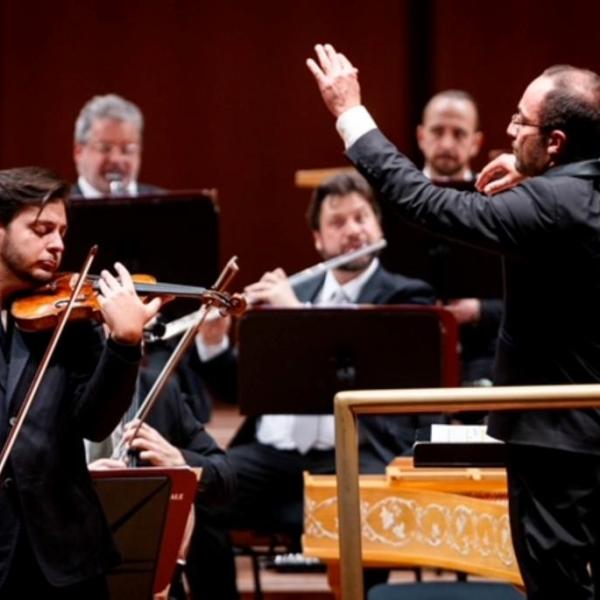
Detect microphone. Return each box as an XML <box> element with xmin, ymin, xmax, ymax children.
<box><xmin>106</xmin><ymin>171</ymin><xmax>127</xmax><ymax>196</ymax></box>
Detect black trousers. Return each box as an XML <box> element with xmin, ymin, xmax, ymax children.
<box><xmin>505</xmin><ymin>444</ymin><xmax>600</xmax><ymax>600</ymax></box>
<box><xmin>0</xmin><ymin>526</ymin><xmax>109</xmax><ymax>599</ymax></box>
<box><xmin>186</xmin><ymin>441</ymin><xmax>387</xmax><ymax>600</ymax></box>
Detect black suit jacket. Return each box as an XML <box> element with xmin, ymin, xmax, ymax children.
<box><xmin>348</xmin><ymin>128</ymin><xmax>600</xmax><ymax>454</ymax></box>
<box><xmin>293</xmin><ymin>263</ymin><xmax>436</xmax><ymax>306</ymax></box>
<box><xmin>0</xmin><ymin>322</ymin><xmax>141</xmax><ymax>587</ymax></box>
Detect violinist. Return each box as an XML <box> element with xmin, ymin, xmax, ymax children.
<box><xmin>189</xmin><ymin>172</ymin><xmax>440</xmax><ymax>599</ymax></box>
<box><xmin>0</xmin><ymin>167</ymin><xmax>161</xmax><ymax>598</ymax></box>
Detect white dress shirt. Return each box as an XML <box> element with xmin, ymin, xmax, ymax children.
<box><xmin>335</xmin><ymin>105</ymin><xmax>377</xmax><ymax>149</ymax></box>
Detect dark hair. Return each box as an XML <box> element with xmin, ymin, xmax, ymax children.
<box><xmin>306</xmin><ymin>171</ymin><xmax>380</xmax><ymax>231</ymax></box>
<box><xmin>540</xmin><ymin>65</ymin><xmax>600</xmax><ymax>163</ymax></box>
<box><xmin>0</xmin><ymin>167</ymin><xmax>70</xmax><ymax>226</ymax></box>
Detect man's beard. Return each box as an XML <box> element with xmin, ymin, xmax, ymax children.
<box><xmin>514</xmin><ymin>136</ymin><xmax>551</xmax><ymax>177</ymax></box>
<box><xmin>515</xmin><ymin>154</ymin><xmax>546</xmax><ymax>177</ymax></box>
<box><xmin>0</xmin><ymin>241</ymin><xmax>53</xmax><ymax>286</ymax></box>
<box><xmin>431</xmin><ymin>156</ymin><xmax>462</xmax><ymax>178</ymax></box>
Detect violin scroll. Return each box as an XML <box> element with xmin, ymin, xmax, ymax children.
<box><xmin>201</xmin><ymin>290</ymin><xmax>247</xmax><ymax>317</ymax></box>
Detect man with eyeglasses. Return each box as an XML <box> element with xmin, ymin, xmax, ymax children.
<box><xmin>72</xmin><ymin>94</ymin><xmax>162</xmax><ymax>197</ymax></box>
<box><xmin>308</xmin><ymin>45</ymin><xmax>600</xmax><ymax>600</ymax></box>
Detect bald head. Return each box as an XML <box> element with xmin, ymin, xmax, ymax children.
<box><xmin>418</xmin><ymin>90</ymin><xmax>483</xmax><ymax>180</ymax></box>
<box><xmin>422</xmin><ymin>90</ymin><xmax>480</xmax><ymax>129</ymax></box>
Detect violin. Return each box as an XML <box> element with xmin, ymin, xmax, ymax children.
<box><xmin>11</xmin><ymin>272</ymin><xmax>246</xmax><ymax>332</ymax></box>
<box><xmin>0</xmin><ymin>246</ymin><xmax>245</xmax><ymax>478</ymax></box>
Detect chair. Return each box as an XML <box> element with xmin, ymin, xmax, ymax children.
<box><xmin>231</xmin><ymin>528</ymin><xmax>298</xmax><ymax>599</ymax></box>
<box><xmin>368</xmin><ymin>581</ymin><xmax>525</xmax><ymax>600</ymax></box>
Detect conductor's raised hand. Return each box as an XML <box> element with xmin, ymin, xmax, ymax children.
<box><xmin>97</xmin><ymin>262</ymin><xmax>163</xmax><ymax>345</ymax></box>
<box><xmin>306</xmin><ymin>43</ymin><xmax>362</xmax><ymax>117</ymax></box>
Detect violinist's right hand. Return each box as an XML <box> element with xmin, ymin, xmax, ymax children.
<box><xmin>97</xmin><ymin>262</ymin><xmax>163</xmax><ymax>345</ymax></box>
<box><xmin>244</xmin><ymin>268</ymin><xmax>302</xmax><ymax>307</ymax></box>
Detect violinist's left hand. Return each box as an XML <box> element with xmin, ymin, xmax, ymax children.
<box><xmin>97</xmin><ymin>262</ymin><xmax>163</xmax><ymax>345</ymax></box>
<box><xmin>122</xmin><ymin>420</ymin><xmax>186</xmax><ymax>467</ymax></box>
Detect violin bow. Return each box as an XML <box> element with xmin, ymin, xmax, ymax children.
<box><xmin>0</xmin><ymin>246</ymin><xmax>99</xmax><ymax>477</ymax></box>
<box><xmin>112</xmin><ymin>256</ymin><xmax>241</xmax><ymax>463</ymax></box>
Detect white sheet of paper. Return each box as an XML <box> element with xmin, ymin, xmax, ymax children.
<box><xmin>430</xmin><ymin>424</ymin><xmax>501</xmax><ymax>443</ymax></box>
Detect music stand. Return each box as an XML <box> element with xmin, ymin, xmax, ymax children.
<box><xmin>237</xmin><ymin>306</ymin><xmax>459</xmax><ymax>416</ymax></box>
<box><xmin>92</xmin><ymin>466</ymin><xmax>198</xmax><ymax>598</ymax></box>
<box><xmin>63</xmin><ymin>190</ymin><xmax>220</xmax><ymax>318</ymax></box>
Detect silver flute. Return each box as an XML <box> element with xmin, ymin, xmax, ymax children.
<box><xmin>150</xmin><ymin>238</ymin><xmax>387</xmax><ymax>342</ymax></box>
<box><xmin>287</xmin><ymin>238</ymin><xmax>386</xmax><ymax>287</ymax></box>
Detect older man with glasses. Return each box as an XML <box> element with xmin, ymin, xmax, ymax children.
<box><xmin>72</xmin><ymin>93</ymin><xmax>162</xmax><ymax>197</ymax></box>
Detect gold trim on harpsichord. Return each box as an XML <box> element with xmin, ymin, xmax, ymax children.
<box><xmin>333</xmin><ymin>384</ymin><xmax>600</xmax><ymax>600</ymax></box>
<box><xmin>385</xmin><ymin>457</ymin><xmax>507</xmax><ymax>497</ymax></box>
<box><xmin>303</xmin><ymin>461</ymin><xmax>521</xmax><ymax>585</ymax></box>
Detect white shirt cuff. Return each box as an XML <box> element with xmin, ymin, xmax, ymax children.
<box><xmin>335</xmin><ymin>105</ymin><xmax>377</xmax><ymax>149</ymax></box>
<box><xmin>195</xmin><ymin>334</ymin><xmax>230</xmax><ymax>362</ymax></box>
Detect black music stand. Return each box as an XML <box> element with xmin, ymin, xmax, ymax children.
<box><xmin>63</xmin><ymin>190</ymin><xmax>219</xmax><ymax>318</ymax></box>
<box><xmin>237</xmin><ymin>306</ymin><xmax>459</xmax><ymax>416</ymax></box>
<box><xmin>92</xmin><ymin>466</ymin><xmax>198</xmax><ymax>598</ymax></box>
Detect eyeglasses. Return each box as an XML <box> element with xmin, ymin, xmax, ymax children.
<box><xmin>510</xmin><ymin>113</ymin><xmax>545</xmax><ymax>131</ymax></box>
<box><xmin>87</xmin><ymin>141</ymin><xmax>140</xmax><ymax>156</ymax></box>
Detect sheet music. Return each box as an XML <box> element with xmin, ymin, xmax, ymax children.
<box><xmin>430</xmin><ymin>424</ymin><xmax>501</xmax><ymax>443</ymax></box>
